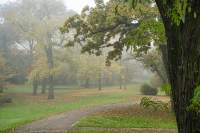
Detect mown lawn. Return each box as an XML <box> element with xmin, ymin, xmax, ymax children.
<box><xmin>68</xmin><ymin>131</ymin><xmax>118</xmax><ymax>133</ymax></box>
<box><xmin>76</xmin><ymin>115</ymin><xmax>176</xmax><ymax>129</ymax></box>
<box><xmin>69</xmin><ymin>105</ymin><xmax>177</xmax><ymax>133</ymax></box>
<box><xmin>0</xmin><ymin>85</ymin><xmax>141</xmax><ymax>133</ymax></box>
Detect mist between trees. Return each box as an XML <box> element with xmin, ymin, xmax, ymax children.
<box><xmin>2</xmin><ymin>0</ymin><xmax>200</xmax><ymax>132</ymax></box>
<box><xmin>0</xmin><ymin>0</ymin><xmax>162</xmax><ymax>100</ymax></box>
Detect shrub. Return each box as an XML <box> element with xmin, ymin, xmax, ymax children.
<box><xmin>140</xmin><ymin>83</ymin><xmax>158</xmax><ymax>96</ymax></box>
<box><xmin>140</xmin><ymin>97</ymin><xmax>169</xmax><ymax>111</ymax></box>
<box><xmin>0</xmin><ymin>96</ymin><xmax>12</xmax><ymax>105</ymax></box>
<box><xmin>187</xmin><ymin>85</ymin><xmax>200</xmax><ymax>114</ymax></box>
<box><xmin>161</xmin><ymin>83</ymin><xmax>171</xmax><ymax>96</ymax></box>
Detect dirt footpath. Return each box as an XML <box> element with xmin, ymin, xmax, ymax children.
<box><xmin>13</xmin><ymin>96</ymin><xmax>176</xmax><ymax>133</ymax></box>
<box><xmin>13</xmin><ymin>104</ymin><xmax>132</xmax><ymax>133</ymax></box>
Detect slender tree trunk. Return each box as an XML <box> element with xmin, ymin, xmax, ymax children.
<box><xmin>98</xmin><ymin>72</ymin><xmax>102</xmax><ymax>91</ymax></box>
<box><xmin>41</xmin><ymin>87</ymin><xmax>46</xmax><ymax>94</ymax></box>
<box><xmin>119</xmin><ymin>60</ymin><xmax>122</xmax><ymax>89</ymax></box>
<box><xmin>119</xmin><ymin>76</ymin><xmax>122</xmax><ymax>89</ymax></box>
<box><xmin>41</xmin><ymin>88</ymin><xmax>46</xmax><ymax>94</ymax></box>
<box><xmin>123</xmin><ymin>79</ymin><xmax>127</xmax><ymax>90</ymax></box>
<box><xmin>28</xmin><ymin>39</ymin><xmax>35</xmax><ymax>66</ymax></box>
<box><xmin>0</xmin><ymin>81</ymin><xmax>4</xmax><ymax>93</ymax></box>
<box><xmin>33</xmin><ymin>79</ymin><xmax>38</xmax><ymax>95</ymax></box>
<box><xmin>45</xmin><ymin>45</ymin><xmax>54</xmax><ymax>99</ymax></box>
<box><xmin>155</xmin><ymin>1</ymin><xmax>200</xmax><ymax>132</ymax></box>
<box><xmin>41</xmin><ymin>79</ymin><xmax>46</xmax><ymax>94</ymax></box>
<box><xmin>0</xmin><ymin>87</ymin><xmax>3</xmax><ymax>93</ymax></box>
<box><xmin>97</xmin><ymin>58</ymin><xmax>102</xmax><ymax>90</ymax></box>
<box><xmin>124</xmin><ymin>67</ymin><xmax>128</xmax><ymax>90</ymax></box>
<box><xmin>84</xmin><ymin>78</ymin><xmax>90</xmax><ymax>88</ymax></box>
<box><xmin>153</xmin><ymin>62</ymin><xmax>168</xmax><ymax>84</ymax></box>
<box><xmin>160</xmin><ymin>45</ymin><xmax>174</xmax><ymax>111</ymax></box>
<box><xmin>104</xmin><ymin>75</ymin><xmax>109</xmax><ymax>86</ymax></box>
<box><xmin>48</xmin><ymin>75</ymin><xmax>54</xmax><ymax>99</ymax></box>
<box><xmin>160</xmin><ymin>45</ymin><xmax>169</xmax><ymax>81</ymax></box>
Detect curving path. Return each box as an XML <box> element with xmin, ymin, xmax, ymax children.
<box><xmin>13</xmin><ymin>104</ymin><xmax>131</xmax><ymax>133</ymax></box>
<box><xmin>13</xmin><ymin>103</ymin><xmax>178</xmax><ymax>133</ymax></box>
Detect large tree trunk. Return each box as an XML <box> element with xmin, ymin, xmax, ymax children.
<box><xmin>166</xmin><ymin>26</ymin><xmax>200</xmax><ymax>133</ymax></box>
<box><xmin>156</xmin><ymin>1</ymin><xmax>200</xmax><ymax>132</ymax></box>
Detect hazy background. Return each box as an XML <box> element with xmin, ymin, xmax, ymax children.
<box><xmin>0</xmin><ymin>0</ymin><xmax>110</xmax><ymax>13</ymax></box>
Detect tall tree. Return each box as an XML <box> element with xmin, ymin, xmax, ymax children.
<box><xmin>125</xmin><ymin>0</ymin><xmax>200</xmax><ymax>132</ymax></box>
<box><xmin>0</xmin><ymin>54</ymin><xmax>12</xmax><ymax>93</ymax></box>
<box><xmin>62</xmin><ymin>0</ymin><xmax>200</xmax><ymax>132</ymax></box>
<box><xmin>2</xmin><ymin>0</ymin><xmax>76</xmax><ymax>99</ymax></box>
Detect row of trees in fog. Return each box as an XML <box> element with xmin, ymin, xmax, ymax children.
<box><xmin>0</xmin><ymin>0</ymin><xmax>153</xmax><ymax>99</ymax></box>
<box><xmin>1</xmin><ymin>0</ymin><xmax>200</xmax><ymax>131</ymax></box>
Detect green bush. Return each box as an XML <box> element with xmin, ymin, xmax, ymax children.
<box><xmin>0</xmin><ymin>96</ymin><xmax>12</xmax><ymax>105</ymax></box>
<box><xmin>140</xmin><ymin>83</ymin><xmax>158</xmax><ymax>96</ymax></box>
<box><xmin>140</xmin><ymin>97</ymin><xmax>169</xmax><ymax>111</ymax></box>
<box><xmin>161</xmin><ymin>84</ymin><xmax>171</xmax><ymax>96</ymax></box>
<box><xmin>187</xmin><ymin>85</ymin><xmax>200</xmax><ymax>114</ymax></box>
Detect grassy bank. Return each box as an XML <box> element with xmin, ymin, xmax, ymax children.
<box><xmin>68</xmin><ymin>105</ymin><xmax>177</xmax><ymax>133</ymax></box>
<box><xmin>0</xmin><ymin>85</ymin><xmax>140</xmax><ymax>132</ymax></box>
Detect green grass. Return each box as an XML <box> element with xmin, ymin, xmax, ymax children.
<box><xmin>76</xmin><ymin>115</ymin><xmax>177</xmax><ymax>129</ymax></box>
<box><xmin>68</xmin><ymin>130</ymin><xmax>118</xmax><ymax>133</ymax></box>
<box><xmin>73</xmin><ymin>104</ymin><xmax>177</xmax><ymax>130</ymax></box>
<box><xmin>68</xmin><ymin>108</ymin><xmax>176</xmax><ymax>133</ymax></box>
<box><xmin>0</xmin><ymin>85</ymin><xmax>139</xmax><ymax>133</ymax></box>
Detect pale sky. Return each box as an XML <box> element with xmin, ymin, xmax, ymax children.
<box><xmin>0</xmin><ymin>0</ymin><xmax>109</xmax><ymax>14</ymax></box>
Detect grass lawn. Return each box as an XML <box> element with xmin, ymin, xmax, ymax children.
<box><xmin>68</xmin><ymin>131</ymin><xmax>118</xmax><ymax>133</ymax></box>
<box><xmin>69</xmin><ymin>105</ymin><xmax>177</xmax><ymax>133</ymax></box>
<box><xmin>76</xmin><ymin>115</ymin><xmax>176</xmax><ymax>129</ymax></box>
<box><xmin>0</xmin><ymin>84</ymin><xmax>142</xmax><ymax>133</ymax></box>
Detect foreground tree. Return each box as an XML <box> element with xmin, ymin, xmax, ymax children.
<box><xmin>62</xmin><ymin>0</ymin><xmax>200</xmax><ymax>132</ymax></box>
<box><xmin>117</xmin><ymin>1</ymin><xmax>200</xmax><ymax>132</ymax></box>
<box><xmin>147</xmin><ymin>1</ymin><xmax>200</xmax><ymax>132</ymax></box>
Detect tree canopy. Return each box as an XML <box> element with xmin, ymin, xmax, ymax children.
<box><xmin>61</xmin><ymin>0</ymin><xmax>165</xmax><ymax>65</ymax></box>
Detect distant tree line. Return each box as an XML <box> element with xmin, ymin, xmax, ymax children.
<box><xmin>0</xmin><ymin>0</ymin><xmax>148</xmax><ymax>99</ymax></box>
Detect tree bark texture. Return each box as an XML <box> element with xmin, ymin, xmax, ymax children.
<box><xmin>156</xmin><ymin>1</ymin><xmax>200</xmax><ymax>132</ymax></box>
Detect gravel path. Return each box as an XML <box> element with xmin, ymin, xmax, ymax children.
<box><xmin>13</xmin><ymin>104</ymin><xmax>131</xmax><ymax>133</ymax></box>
